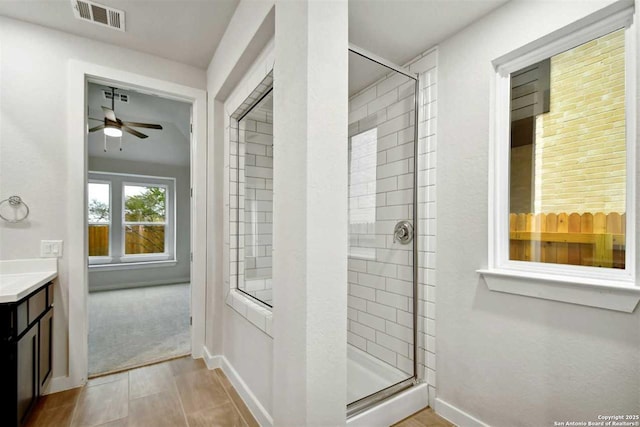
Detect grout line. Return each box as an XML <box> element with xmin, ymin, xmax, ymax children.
<box><xmin>172</xmin><ymin>365</ymin><xmax>191</xmax><ymax>427</ymax></box>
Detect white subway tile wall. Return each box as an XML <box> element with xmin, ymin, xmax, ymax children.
<box><xmin>348</xmin><ymin>67</ymin><xmax>416</xmax><ymax>377</ymax></box>
<box><xmin>231</xmin><ymin>95</ymin><xmax>274</xmax><ymax>306</ymax></box>
<box><xmin>411</xmin><ymin>49</ymin><xmax>438</xmax><ymax>403</ymax></box>
<box><xmin>347</xmin><ymin>48</ymin><xmax>438</xmax><ymax>402</ymax></box>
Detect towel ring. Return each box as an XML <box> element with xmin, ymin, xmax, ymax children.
<box><xmin>0</xmin><ymin>196</ymin><xmax>30</xmax><ymax>223</ymax></box>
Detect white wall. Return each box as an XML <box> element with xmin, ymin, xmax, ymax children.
<box><xmin>436</xmin><ymin>1</ymin><xmax>640</xmax><ymax>425</ymax></box>
<box><xmin>0</xmin><ymin>16</ymin><xmax>205</xmax><ymax>383</ymax></box>
<box><xmin>272</xmin><ymin>1</ymin><xmax>348</xmax><ymax>423</ymax></box>
<box><xmin>205</xmin><ymin>0</ymin><xmax>275</xmax><ymax>422</ymax></box>
<box><xmin>87</xmin><ymin>158</ymin><xmax>191</xmax><ymax>291</ymax></box>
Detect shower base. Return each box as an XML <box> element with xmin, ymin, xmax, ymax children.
<box><xmin>347</xmin><ymin>344</ymin><xmax>408</xmax><ymax>403</ymax></box>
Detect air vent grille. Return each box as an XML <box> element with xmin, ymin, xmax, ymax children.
<box><xmin>71</xmin><ymin>0</ymin><xmax>125</xmax><ymax>32</ymax></box>
<box><xmin>103</xmin><ymin>91</ymin><xmax>130</xmax><ymax>103</ymax></box>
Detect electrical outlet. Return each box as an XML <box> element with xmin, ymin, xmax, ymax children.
<box><xmin>41</xmin><ymin>240</ymin><xmax>63</xmax><ymax>258</ymax></box>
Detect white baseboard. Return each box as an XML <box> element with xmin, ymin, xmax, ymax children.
<box><xmin>348</xmin><ymin>383</ymin><xmax>429</xmax><ymax>427</ymax></box>
<box><xmin>42</xmin><ymin>375</ymin><xmax>82</xmax><ymax>395</ymax></box>
<box><xmin>201</xmin><ymin>347</ymin><xmax>271</xmax><ymax>426</ymax></box>
<box><xmin>435</xmin><ymin>398</ymin><xmax>489</xmax><ymax>427</ymax></box>
<box><xmin>218</xmin><ymin>355</ymin><xmax>273</xmax><ymax>427</ymax></box>
<box><xmin>202</xmin><ymin>346</ymin><xmax>222</xmax><ymax>369</ymax></box>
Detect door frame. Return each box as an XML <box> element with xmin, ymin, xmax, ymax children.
<box><xmin>63</xmin><ymin>60</ymin><xmax>207</xmax><ymax>389</ymax></box>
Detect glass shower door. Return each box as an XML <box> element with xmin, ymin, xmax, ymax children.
<box><xmin>347</xmin><ymin>49</ymin><xmax>418</xmax><ymax>408</ymax></box>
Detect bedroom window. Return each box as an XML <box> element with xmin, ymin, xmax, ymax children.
<box><xmin>88</xmin><ymin>172</ymin><xmax>176</xmax><ymax>266</ymax></box>
<box><xmin>123</xmin><ymin>184</ymin><xmax>167</xmax><ymax>256</ymax></box>
<box><xmin>481</xmin><ymin>5</ymin><xmax>640</xmax><ymax>312</ymax></box>
<box><xmin>88</xmin><ymin>181</ymin><xmax>111</xmax><ymax>257</ymax></box>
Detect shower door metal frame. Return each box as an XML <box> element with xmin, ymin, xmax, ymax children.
<box><xmin>347</xmin><ymin>44</ymin><xmax>422</xmax><ymax>418</ymax></box>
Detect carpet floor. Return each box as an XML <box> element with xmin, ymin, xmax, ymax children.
<box><xmin>88</xmin><ymin>283</ymin><xmax>191</xmax><ymax>376</ymax></box>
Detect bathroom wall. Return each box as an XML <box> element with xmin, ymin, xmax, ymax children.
<box><xmin>206</xmin><ymin>2</ymin><xmax>276</xmax><ymax>422</ymax></box>
<box><xmin>0</xmin><ymin>16</ymin><xmax>205</xmax><ymax>386</ymax></box>
<box><xmin>436</xmin><ymin>0</ymin><xmax>639</xmax><ymax>425</ymax></box>
<box><xmin>87</xmin><ymin>158</ymin><xmax>191</xmax><ymax>292</ymax></box>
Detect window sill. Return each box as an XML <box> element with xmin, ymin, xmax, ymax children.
<box><xmin>89</xmin><ymin>259</ymin><xmax>178</xmax><ymax>272</ymax></box>
<box><xmin>226</xmin><ymin>288</ymin><xmax>273</xmax><ymax>337</ymax></box>
<box><xmin>477</xmin><ymin>269</ymin><xmax>640</xmax><ymax>313</ymax></box>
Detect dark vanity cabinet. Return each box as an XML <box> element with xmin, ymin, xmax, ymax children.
<box><xmin>0</xmin><ymin>282</ymin><xmax>54</xmax><ymax>426</ymax></box>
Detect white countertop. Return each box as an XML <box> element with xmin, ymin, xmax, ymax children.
<box><xmin>0</xmin><ymin>258</ymin><xmax>57</xmax><ymax>303</ymax></box>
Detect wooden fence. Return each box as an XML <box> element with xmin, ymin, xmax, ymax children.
<box><xmin>88</xmin><ymin>225</ymin><xmax>109</xmax><ymax>256</ymax></box>
<box><xmin>509</xmin><ymin>212</ymin><xmax>625</xmax><ymax>269</ymax></box>
<box><xmin>88</xmin><ymin>225</ymin><xmax>165</xmax><ymax>256</ymax></box>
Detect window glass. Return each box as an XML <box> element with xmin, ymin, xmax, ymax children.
<box><xmin>509</xmin><ymin>29</ymin><xmax>626</xmax><ymax>269</ymax></box>
<box><xmin>88</xmin><ymin>182</ymin><xmax>110</xmax><ymax>256</ymax></box>
<box><xmin>238</xmin><ymin>89</ymin><xmax>274</xmax><ymax>306</ymax></box>
<box><xmin>123</xmin><ymin>185</ymin><xmax>166</xmax><ymax>255</ymax></box>
<box><xmin>348</xmin><ymin>128</ymin><xmax>377</xmax><ymax>259</ymax></box>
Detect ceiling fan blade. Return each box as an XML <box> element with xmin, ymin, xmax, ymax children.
<box><xmin>121</xmin><ymin>121</ymin><xmax>163</xmax><ymax>130</ymax></box>
<box><xmin>102</xmin><ymin>106</ymin><xmax>117</xmax><ymax>121</ymax></box>
<box><xmin>88</xmin><ymin>117</ymin><xmax>104</xmax><ymax>121</ymax></box>
<box><xmin>122</xmin><ymin>126</ymin><xmax>148</xmax><ymax>139</ymax></box>
<box><xmin>89</xmin><ymin>124</ymin><xmax>105</xmax><ymax>132</ymax></box>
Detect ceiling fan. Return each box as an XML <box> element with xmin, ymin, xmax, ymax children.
<box><xmin>89</xmin><ymin>87</ymin><xmax>163</xmax><ymax>139</ymax></box>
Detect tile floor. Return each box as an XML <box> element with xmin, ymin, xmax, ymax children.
<box><xmin>25</xmin><ymin>356</ymin><xmax>453</xmax><ymax>427</ymax></box>
<box><xmin>25</xmin><ymin>357</ymin><xmax>258</xmax><ymax>427</ymax></box>
<box><xmin>392</xmin><ymin>407</ymin><xmax>455</xmax><ymax>427</ymax></box>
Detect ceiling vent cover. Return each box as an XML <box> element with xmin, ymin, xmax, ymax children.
<box><xmin>103</xmin><ymin>90</ymin><xmax>129</xmax><ymax>103</ymax></box>
<box><xmin>71</xmin><ymin>0</ymin><xmax>125</xmax><ymax>32</ymax></box>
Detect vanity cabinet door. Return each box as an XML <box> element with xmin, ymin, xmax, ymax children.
<box><xmin>39</xmin><ymin>309</ymin><xmax>52</xmax><ymax>388</ymax></box>
<box><xmin>17</xmin><ymin>326</ymin><xmax>38</xmax><ymax>425</ymax></box>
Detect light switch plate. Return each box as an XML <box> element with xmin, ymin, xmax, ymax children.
<box><xmin>41</xmin><ymin>240</ymin><xmax>63</xmax><ymax>258</ymax></box>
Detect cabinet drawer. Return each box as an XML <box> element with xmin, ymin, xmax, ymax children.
<box><xmin>28</xmin><ymin>288</ymin><xmax>47</xmax><ymax>325</ymax></box>
<box><xmin>17</xmin><ymin>301</ymin><xmax>28</xmax><ymax>337</ymax></box>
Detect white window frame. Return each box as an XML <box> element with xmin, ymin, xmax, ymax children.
<box><xmin>479</xmin><ymin>4</ymin><xmax>640</xmax><ymax>312</ymax></box>
<box><xmin>88</xmin><ymin>172</ymin><xmax>176</xmax><ymax>268</ymax></box>
<box><xmin>87</xmin><ymin>179</ymin><xmax>112</xmax><ymax>263</ymax></box>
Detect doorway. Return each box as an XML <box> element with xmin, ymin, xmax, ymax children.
<box><xmin>85</xmin><ymin>82</ymin><xmax>193</xmax><ymax>376</ymax></box>
<box><xmin>64</xmin><ymin>60</ymin><xmax>207</xmax><ymax>390</ymax></box>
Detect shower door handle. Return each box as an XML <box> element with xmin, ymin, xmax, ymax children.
<box><xmin>393</xmin><ymin>221</ymin><xmax>414</xmax><ymax>244</ymax></box>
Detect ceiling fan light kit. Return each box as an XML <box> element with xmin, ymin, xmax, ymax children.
<box><xmin>104</xmin><ymin>126</ymin><xmax>122</xmax><ymax>138</ymax></box>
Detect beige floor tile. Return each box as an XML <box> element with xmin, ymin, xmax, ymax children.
<box><xmin>174</xmin><ymin>369</ymin><xmax>229</xmax><ymax>414</ymax></box>
<box><xmin>127</xmin><ymin>390</ymin><xmax>187</xmax><ymax>427</ymax></box>
<box><xmin>185</xmin><ymin>402</ymin><xmax>247</xmax><ymax>427</ymax></box>
<box><xmin>38</xmin><ymin>388</ymin><xmax>82</xmax><ymax>411</ymax></box>
<box><xmin>168</xmin><ymin>356</ymin><xmax>207</xmax><ymax>377</ymax></box>
<box><xmin>214</xmin><ymin>369</ymin><xmax>259</xmax><ymax>427</ymax></box>
<box><xmin>87</xmin><ymin>372</ymin><xmax>129</xmax><ymax>388</ymax></box>
<box><xmin>93</xmin><ymin>419</ymin><xmax>129</xmax><ymax>427</ymax></box>
<box><xmin>393</xmin><ymin>407</ymin><xmax>455</xmax><ymax>427</ymax></box>
<box><xmin>128</xmin><ymin>362</ymin><xmax>175</xmax><ymax>400</ymax></box>
<box><xmin>26</xmin><ymin>403</ymin><xmax>75</xmax><ymax>427</ymax></box>
<box><xmin>72</xmin><ymin>378</ymin><xmax>129</xmax><ymax>427</ymax></box>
